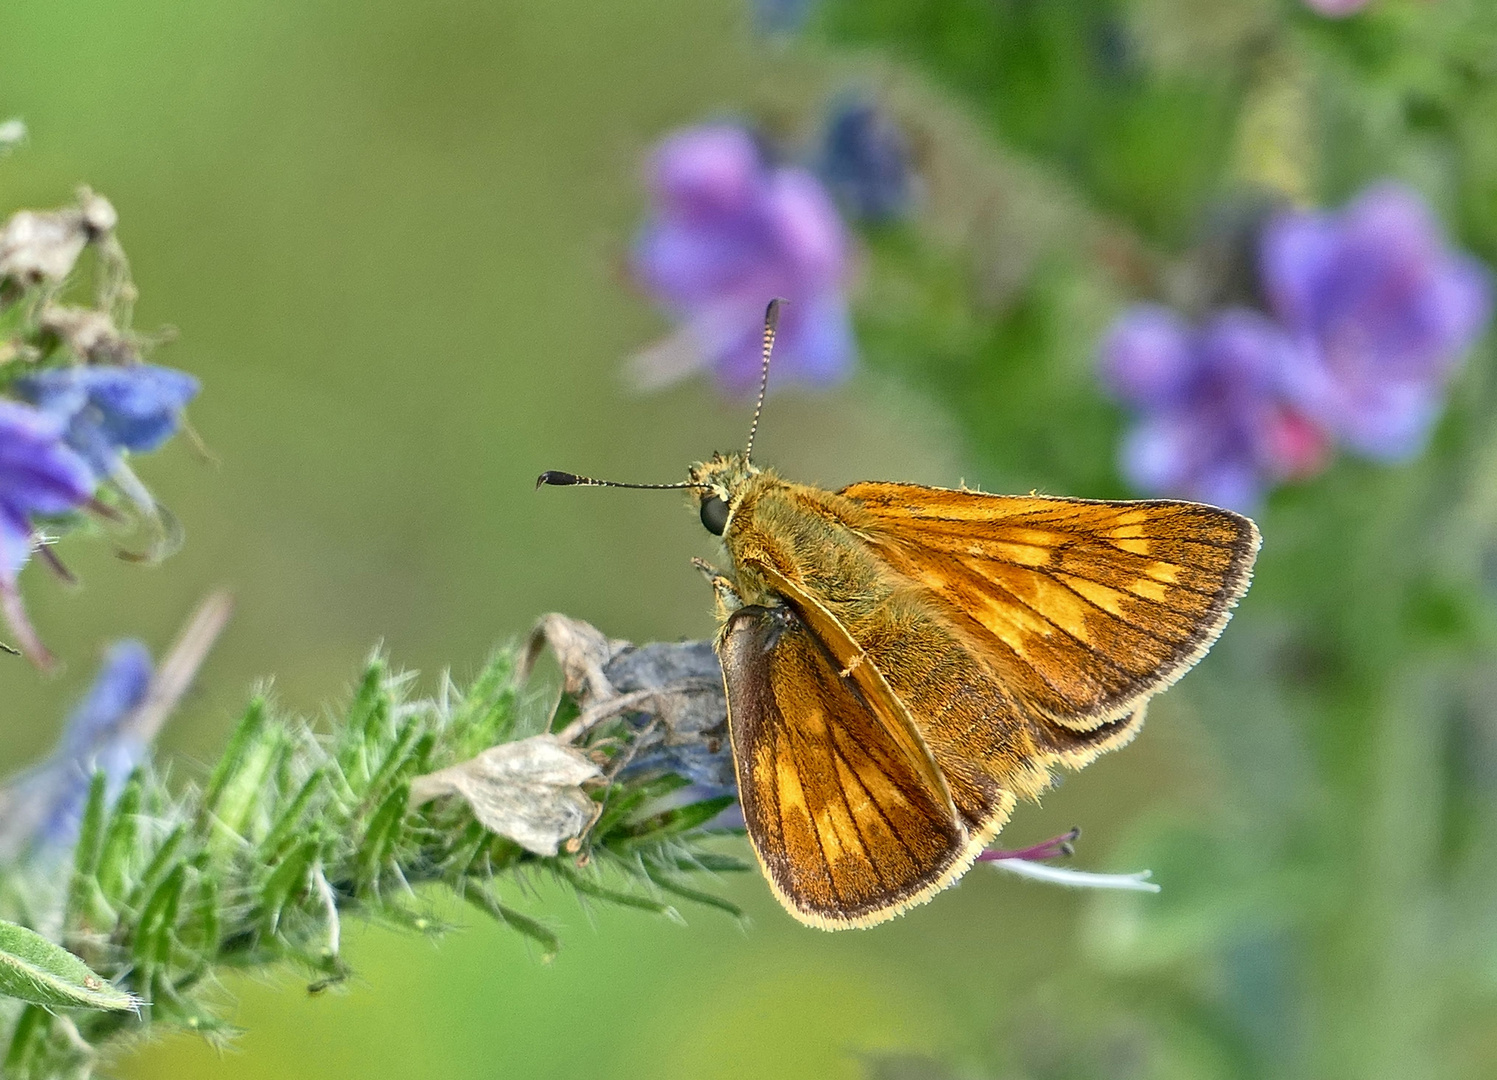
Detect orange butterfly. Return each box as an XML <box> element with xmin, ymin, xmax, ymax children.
<box><xmin>540</xmin><ymin>301</ymin><xmax>1259</xmax><ymax>929</ymax></box>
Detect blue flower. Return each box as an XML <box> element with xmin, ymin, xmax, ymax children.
<box><xmin>0</xmin><ymin>401</ymin><xmax>96</xmax><ymax>665</ymax></box>
<box><xmin>1260</xmin><ymin>183</ymin><xmax>1493</xmax><ymax>461</ymax></box>
<box><xmin>819</xmin><ymin>100</ymin><xmax>912</xmax><ymax>225</ymax></box>
<box><xmin>630</xmin><ymin>124</ymin><xmax>856</xmax><ymax>393</ymax></box>
<box><xmin>1101</xmin><ymin>306</ymin><xmax>1330</xmax><ymax>512</ymax></box>
<box><xmin>0</xmin><ymin>401</ymin><xmax>95</xmax><ymax>580</ymax></box>
<box><xmin>0</xmin><ymin>641</ymin><xmax>153</xmax><ymax>860</ymax></box>
<box><xmin>16</xmin><ymin>363</ymin><xmax>200</xmax><ymax>487</ymax></box>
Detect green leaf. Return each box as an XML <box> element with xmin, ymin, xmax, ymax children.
<box><xmin>463</xmin><ymin>887</ymin><xmax>560</xmax><ymax>963</ymax></box>
<box><xmin>65</xmin><ymin>771</ymin><xmax>112</xmax><ymax>932</ymax></box>
<box><xmin>347</xmin><ymin>659</ymin><xmax>388</xmax><ymax>739</ymax></box>
<box><xmin>134</xmin><ymin>865</ymin><xmax>187</xmax><ymax>968</ymax></box>
<box><xmin>672</xmin><ymin>852</ymin><xmax>753</xmax><ymax>874</ymax></box>
<box><xmin>642</xmin><ymin>866</ymin><xmax>745</xmax><ymax>922</ymax></box>
<box><xmin>97</xmin><ymin>769</ymin><xmax>145</xmax><ymax>905</ymax></box>
<box><xmin>355</xmin><ymin>784</ymin><xmax>410</xmax><ymax>888</ymax></box>
<box><xmin>129</xmin><ymin>824</ymin><xmax>190</xmax><ymax>914</ymax></box>
<box><xmin>187</xmin><ymin>868</ymin><xmax>221</xmax><ymax>961</ymax></box>
<box><xmin>364</xmin><ymin>723</ymin><xmax>431</xmax><ymax>806</ymax></box>
<box><xmin>591</xmin><ymin>773</ymin><xmax>691</xmax><ymax>839</ymax></box>
<box><xmin>0</xmin><ymin>919</ymin><xmax>139</xmax><ymax>1011</ymax></box>
<box><xmin>132</xmin><ymin>864</ymin><xmax>187</xmax><ymax>1011</ymax></box>
<box><xmin>71</xmin><ymin>772</ymin><xmax>109</xmax><ymax>880</ymax></box>
<box><xmin>201</xmin><ymin>698</ymin><xmax>268</xmax><ymax>812</ymax></box>
<box><xmin>588</xmin><ymin>786</ymin><xmax>651</xmax><ymax>840</ymax></box>
<box><xmin>259</xmin><ymin>766</ymin><xmax>327</xmax><ymax>860</ymax></box>
<box><xmin>260</xmin><ymin>837</ymin><xmax>321</xmax><ymax>937</ymax></box>
<box><xmin>201</xmin><ymin>699</ymin><xmax>286</xmax><ymax>851</ymax></box>
<box><xmin>340</xmin><ymin>662</ymin><xmax>391</xmax><ymax>789</ymax></box>
<box><xmin>608</xmin><ymin>795</ymin><xmax>737</xmax><ymax>849</ymax></box>
<box><xmin>554</xmin><ymin>864</ymin><xmax>682</xmax><ymax>923</ymax></box>
<box><xmin>451</xmin><ymin>649</ymin><xmax>520</xmax><ymax>754</ymax></box>
<box><xmin>4</xmin><ymin>1005</ymin><xmax>48</xmax><ymax>1076</ymax></box>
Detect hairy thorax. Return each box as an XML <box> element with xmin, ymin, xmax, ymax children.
<box><xmin>723</xmin><ymin>473</ymin><xmax>893</xmax><ymax>614</ymax></box>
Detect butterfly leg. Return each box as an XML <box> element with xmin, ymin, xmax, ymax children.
<box><xmin>692</xmin><ymin>557</ymin><xmax>744</xmax><ymax>620</ymax></box>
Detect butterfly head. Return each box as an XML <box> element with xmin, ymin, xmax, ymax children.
<box><xmin>689</xmin><ymin>299</ymin><xmax>784</xmax><ymax>537</ymax></box>
<box><xmin>688</xmin><ymin>452</ymin><xmax>759</xmax><ymax>536</ymax></box>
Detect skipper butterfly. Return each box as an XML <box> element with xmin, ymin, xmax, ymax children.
<box><xmin>540</xmin><ymin>301</ymin><xmax>1259</xmax><ymax>929</ymax></box>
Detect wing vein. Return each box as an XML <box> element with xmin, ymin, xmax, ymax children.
<box><xmin>825</xmin><ymin>737</ymin><xmax>889</xmax><ymax>890</ymax></box>
<box><xmin>1054</xmin><ymin>558</ymin><xmax>1221</xmax><ymax>598</ymax></box>
<box><xmin>762</xmin><ymin>729</ymin><xmax>788</xmax><ymax>862</ymax></box>
<box><xmin>990</xmin><ymin>511</ymin><xmax>1242</xmax><ymax>549</ymax></box>
<box><xmin>980</xmin><ymin>577</ymin><xmax>1144</xmax><ymax>684</ymax></box>
<box><xmin>895</xmin><ymin>524</ymin><xmax>1238</xmax><ymax>574</ymax></box>
<box><xmin>828</xmin><ymin>723</ymin><xmax>918</xmax><ymax>870</ymax></box>
<box><xmin>1027</xmin><ymin>565</ymin><xmax>1185</xmax><ymax>647</ymax></box>
<box><xmin>782</xmin><ymin>723</ymin><xmax>844</xmax><ymax>908</ymax></box>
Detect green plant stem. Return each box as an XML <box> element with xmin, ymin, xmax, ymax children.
<box><xmin>0</xmin><ymin>645</ymin><xmax>745</xmax><ymax>1080</ymax></box>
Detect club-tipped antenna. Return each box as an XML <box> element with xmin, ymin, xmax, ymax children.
<box><xmin>535</xmin><ymin>470</ymin><xmax>708</xmax><ymax>492</ymax></box>
<box><xmin>743</xmin><ymin>298</ymin><xmax>783</xmax><ymax>464</ymax></box>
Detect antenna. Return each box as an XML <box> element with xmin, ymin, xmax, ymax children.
<box><xmin>535</xmin><ymin>470</ymin><xmax>708</xmax><ymax>492</ymax></box>
<box><xmin>743</xmin><ymin>298</ymin><xmax>783</xmax><ymax>464</ymax></box>
<box><xmin>539</xmin><ymin>298</ymin><xmax>785</xmax><ymax>493</ymax></box>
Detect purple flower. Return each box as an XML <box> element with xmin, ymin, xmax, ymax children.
<box><xmin>630</xmin><ymin>124</ymin><xmax>855</xmax><ymax>393</ymax></box>
<box><xmin>1261</xmin><ymin>184</ymin><xmax>1493</xmax><ymax>460</ymax></box>
<box><xmin>819</xmin><ymin>100</ymin><xmax>913</xmax><ymax>224</ymax></box>
<box><xmin>0</xmin><ymin>401</ymin><xmax>96</xmax><ymax>666</ymax></box>
<box><xmin>1101</xmin><ymin>306</ymin><xmax>1331</xmax><ymax>511</ymax></box>
<box><xmin>16</xmin><ymin>363</ymin><xmax>200</xmax><ymax>487</ymax></box>
<box><xmin>0</xmin><ymin>641</ymin><xmax>153</xmax><ymax>861</ymax></box>
<box><xmin>1302</xmin><ymin>0</ymin><xmax>1372</xmax><ymax>15</ymax></box>
<box><xmin>753</xmin><ymin>0</ymin><xmax>814</xmax><ymax>34</ymax></box>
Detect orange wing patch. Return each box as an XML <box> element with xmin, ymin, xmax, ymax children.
<box><xmin>747</xmin><ymin>558</ymin><xmax>955</xmax><ymax>814</ymax></box>
<box><xmin>719</xmin><ymin>603</ymin><xmax>978</xmax><ymax>929</ymax></box>
<box><xmin>842</xmin><ymin>483</ymin><xmax>1260</xmax><ymax>729</ymax></box>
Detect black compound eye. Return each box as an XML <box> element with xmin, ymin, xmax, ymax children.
<box><xmin>699</xmin><ymin>494</ymin><xmax>730</xmax><ymax>536</ymax></box>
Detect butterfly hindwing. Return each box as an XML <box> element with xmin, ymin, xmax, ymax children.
<box><xmin>719</xmin><ymin>603</ymin><xmax>969</xmax><ymax>929</ymax></box>
<box><xmin>745</xmin><ymin>556</ymin><xmax>1026</xmax><ymax>836</ymax></box>
<box><xmin>746</xmin><ymin>558</ymin><xmax>956</xmax><ymax>812</ymax></box>
<box><xmin>841</xmin><ymin>483</ymin><xmax>1260</xmax><ymax>730</ymax></box>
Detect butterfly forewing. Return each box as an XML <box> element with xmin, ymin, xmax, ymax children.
<box><xmin>720</xmin><ymin>603</ymin><xmax>968</xmax><ymax>928</ymax></box>
<box><xmin>841</xmin><ymin>483</ymin><xmax>1260</xmax><ymax>729</ymax></box>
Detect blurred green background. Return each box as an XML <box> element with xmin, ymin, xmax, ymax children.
<box><xmin>0</xmin><ymin>2</ymin><xmax>1146</xmax><ymax>1077</ymax></box>
<box><xmin>6</xmin><ymin>0</ymin><xmax>1497</xmax><ymax>1077</ymax></box>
